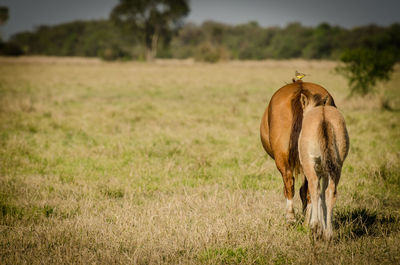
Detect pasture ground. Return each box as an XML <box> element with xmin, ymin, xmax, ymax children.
<box><xmin>0</xmin><ymin>57</ymin><xmax>399</xmax><ymax>264</ymax></box>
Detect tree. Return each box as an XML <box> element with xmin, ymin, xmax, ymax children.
<box><xmin>110</xmin><ymin>0</ymin><xmax>189</xmax><ymax>61</ymax></box>
<box><xmin>336</xmin><ymin>48</ymin><xmax>396</xmax><ymax>96</ymax></box>
<box><xmin>0</xmin><ymin>6</ymin><xmax>9</xmax><ymax>40</ymax></box>
<box><xmin>0</xmin><ymin>6</ymin><xmax>8</xmax><ymax>25</ymax></box>
<box><xmin>266</xmin><ymin>22</ymin><xmax>313</xmax><ymax>59</ymax></box>
<box><xmin>302</xmin><ymin>23</ymin><xmax>345</xmax><ymax>59</ymax></box>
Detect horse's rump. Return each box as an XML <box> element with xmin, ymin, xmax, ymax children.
<box><xmin>317</xmin><ymin>111</ymin><xmax>341</xmax><ymax>179</ymax></box>
<box><xmin>288</xmin><ymin>82</ymin><xmax>336</xmax><ymax>175</ymax></box>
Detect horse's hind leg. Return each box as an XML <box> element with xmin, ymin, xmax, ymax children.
<box><xmin>276</xmin><ymin>157</ymin><xmax>295</xmax><ymax>223</ymax></box>
<box><xmin>300</xmin><ymin>178</ymin><xmax>311</xmax><ymax>224</ymax></box>
<box><xmin>323</xmin><ymin>176</ymin><xmax>338</xmax><ymax>240</ymax></box>
<box><xmin>302</xmin><ymin>160</ymin><xmax>322</xmax><ymax>238</ymax></box>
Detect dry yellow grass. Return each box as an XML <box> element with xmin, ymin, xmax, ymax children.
<box><xmin>0</xmin><ymin>57</ymin><xmax>399</xmax><ymax>264</ymax></box>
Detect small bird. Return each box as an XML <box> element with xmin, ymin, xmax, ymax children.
<box><xmin>295</xmin><ymin>70</ymin><xmax>307</xmax><ymax>80</ymax></box>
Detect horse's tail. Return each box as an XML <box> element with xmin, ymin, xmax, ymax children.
<box><xmin>288</xmin><ymin>82</ymin><xmax>308</xmax><ymax>175</ymax></box>
<box><xmin>317</xmin><ymin>108</ymin><xmax>341</xmax><ymax>180</ymax></box>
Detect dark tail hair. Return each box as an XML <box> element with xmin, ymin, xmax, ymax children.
<box><xmin>289</xmin><ymin>82</ymin><xmax>310</xmax><ymax>173</ymax></box>
<box><xmin>318</xmin><ymin>109</ymin><xmax>341</xmax><ymax>180</ymax></box>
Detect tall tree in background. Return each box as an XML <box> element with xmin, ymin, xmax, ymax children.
<box><xmin>110</xmin><ymin>0</ymin><xmax>189</xmax><ymax>61</ymax></box>
<box><xmin>0</xmin><ymin>6</ymin><xmax>8</xmax><ymax>25</ymax></box>
<box><xmin>0</xmin><ymin>6</ymin><xmax>9</xmax><ymax>40</ymax></box>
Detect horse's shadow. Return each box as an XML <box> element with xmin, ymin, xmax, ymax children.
<box><xmin>333</xmin><ymin>207</ymin><xmax>399</xmax><ymax>239</ymax></box>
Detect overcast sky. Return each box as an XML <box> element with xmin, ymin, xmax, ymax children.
<box><xmin>1</xmin><ymin>0</ymin><xmax>399</xmax><ymax>40</ymax></box>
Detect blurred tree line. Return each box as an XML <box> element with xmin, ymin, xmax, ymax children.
<box><xmin>2</xmin><ymin>19</ymin><xmax>400</xmax><ymax>62</ymax></box>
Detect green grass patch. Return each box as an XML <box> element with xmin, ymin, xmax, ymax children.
<box><xmin>198</xmin><ymin>247</ymin><xmax>249</xmax><ymax>264</ymax></box>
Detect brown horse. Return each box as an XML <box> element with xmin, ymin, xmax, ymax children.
<box><xmin>260</xmin><ymin>80</ymin><xmax>336</xmax><ymax>223</ymax></box>
<box><xmin>298</xmin><ymin>94</ymin><xmax>349</xmax><ymax>240</ymax></box>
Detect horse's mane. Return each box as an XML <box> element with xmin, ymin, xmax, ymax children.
<box><xmin>288</xmin><ymin>81</ymin><xmax>336</xmax><ymax>174</ymax></box>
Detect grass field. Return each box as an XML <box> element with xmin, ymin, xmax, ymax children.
<box><xmin>0</xmin><ymin>57</ymin><xmax>399</xmax><ymax>264</ymax></box>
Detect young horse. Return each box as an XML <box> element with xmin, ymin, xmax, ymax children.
<box><xmin>260</xmin><ymin>80</ymin><xmax>336</xmax><ymax>223</ymax></box>
<box><xmin>298</xmin><ymin>93</ymin><xmax>349</xmax><ymax>240</ymax></box>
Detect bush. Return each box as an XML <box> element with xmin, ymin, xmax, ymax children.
<box><xmin>336</xmin><ymin>48</ymin><xmax>396</xmax><ymax>96</ymax></box>
<box><xmin>195</xmin><ymin>42</ymin><xmax>230</xmax><ymax>63</ymax></box>
<box><xmin>98</xmin><ymin>46</ymin><xmax>131</xmax><ymax>61</ymax></box>
<box><xmin>0</xmin><ymin>41</ymin><xmax>24</xmax><ymax>56</ymax></box>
